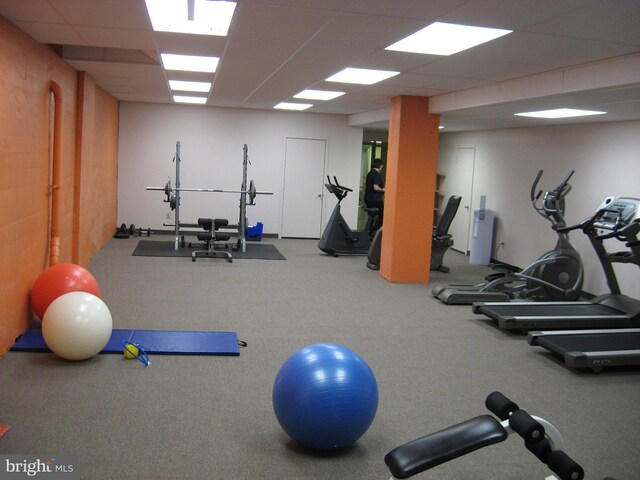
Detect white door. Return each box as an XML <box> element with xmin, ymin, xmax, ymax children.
<box><xmin>448</xmin><ymin>147</ymin><xmax>476</xmax><ymax>254</ymax></box>
<box><xmin>281</xmin><ymin>138</ymin><xmax>326</xmax><ymax>238</ymax></box>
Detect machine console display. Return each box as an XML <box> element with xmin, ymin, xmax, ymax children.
<box><xmin>594</xmin><ymin>196</ymin><xmax>640</xmax><ymax>230</ymax></box>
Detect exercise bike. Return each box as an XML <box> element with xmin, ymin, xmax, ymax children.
<box><xmin>318</xmin><ymin>176</ymin><xmax>378</xmax><ymax>256</ymax></box>
<box><xmin>385</xmin><ymin>391</ymin><xmax>615</xmax><ymax>480</ymax></box>
<box><xmin>432</xmin><ymin>170</ymin><xmax>584</xmax><ymax>305</ymax></box>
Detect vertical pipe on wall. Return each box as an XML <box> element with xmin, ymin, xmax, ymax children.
<box><xmin>49</xmin><ymin>80</ymin><xmax>63</xmax><ymax>266</ymax></box>
<box><xmin>73</xmin><ymin>73</ymin><xmax>86</xmax><ymax>265</ymax></box>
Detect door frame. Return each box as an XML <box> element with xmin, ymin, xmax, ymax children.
<box><xmin>280</xmin><ymin>137</ymin><xmax>327</xmax><ymax>238</ymax></box>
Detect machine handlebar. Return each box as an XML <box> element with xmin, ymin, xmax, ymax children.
<box><xmin>530</xmin><ymin>170</ymin><xmax>575</xmax><ymax>227</ymax></box>
<box><xmin>530</xmin><ymin>169</ymin><xmax>574</xmax><ymax>204</ymax></box>
<box><xmin>325</xmin><ymin>176</ymin><xmax>354</xmax><ymax>203</ymax></box>
<box><xmin>331</xmin><ymin>176</ymin><xmax>353</xmax><ymax>192</ymax></box>
<box><xmin>530</xmin><ymin>170</ymin><xmax>545</xmax><ymax>202</ymax></box>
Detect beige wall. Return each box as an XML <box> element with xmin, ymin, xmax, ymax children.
<box><xmin>438</xmin><ymin>121</ymin><xmax>640</xmax><ymax>298</ymax></box>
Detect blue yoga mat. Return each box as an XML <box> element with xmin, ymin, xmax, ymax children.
<box><xmin>11</xmin><ymin>328</ymin><xmax>240</xmax><ymax>356</ymax></box>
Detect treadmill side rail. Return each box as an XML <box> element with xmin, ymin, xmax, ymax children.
<box><xmin>472</xmin><ymin>300</ymin><xmax>634</xmax><ymax>331</ymax></box>
<box><xmin>499</xmin><ymin>314</ymin><xmax>635</xmax><ymax>331</ymax></box>
<box><xmin>438</xmin><ymin>288</ymin><xmax>510</xmax><ymax>305</ymax></box>
<box><xmin>529</xmin><ymin>329</ymin><xmax>640</xmax><ymax>371</ymax></box>
<box><xmin>565</xmin><ymin>349</ymin><xmax>640</xmax><ymax>369</ymax></box>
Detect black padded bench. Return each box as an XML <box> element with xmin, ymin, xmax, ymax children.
<box><xmin>385</xmin><ymin>415</ymin><xmax>507</xmax><ymax>479</ymax></box>
<box><xmin>192</xmin><ymin>218</ymin><xmax>233</xmax><ymax>263</ymax></box>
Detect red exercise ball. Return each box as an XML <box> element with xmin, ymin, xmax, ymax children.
<box><xmin>30</xmin><ymin>263</ymin><xmax>101</xmax><ymax>319</ymax></box>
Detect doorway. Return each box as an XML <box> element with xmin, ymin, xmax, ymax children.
<box><xmin>281</xmin><ymin>137</ymin><xmax>326</xmax><ymax>238</ymax></box>
<box><xmin>448</xmin><ymin>146</ymin><xmax>476</xmax><ymax>254</ymax></box>
<box><xmin>358</xmin><ymin>140</ymin><xmax>387</xmax><ymax>229</ymax></box>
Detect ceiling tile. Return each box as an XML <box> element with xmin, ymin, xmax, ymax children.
<box><xmin>0</xmin><ymin>0</ymin><xmax>65</xmax><ymax>23</ymax></box>
<box><xmin>153</xmin><ymin>31</ymin><xmax>227</xmax><ymax>57</ymax></box>
<box><xmin>0</xmin><ymin>0</ymin><xmax>638</xmax><ymax>132</ymax></box>
<box><xmin>75</xmin><ymin>26</ymin><xmax>155</xmax><ymax>50</ymax></box>
<box><xmin>48</xmin><ymin>0</ymin><xmax>151</xmax><ymax>29</ymax></box>
<box><xmin>13</xmin><ymin>21</ymin><xmax>85</xmax><ymax>45</ymax></box>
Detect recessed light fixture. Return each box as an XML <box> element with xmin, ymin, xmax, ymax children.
<box><xmin>161</xmin><ymin>53</ymin><xmax>219</xmax><ymax>73</ymax></box>
<box><xmin>326</xmin><ymin>68</ymin><xmax>399</xmax><ymax>85</ymax></box>
<box><xmin>293</xmin><ymin>89</ymin><xmax>345</xmax><ymax>101</ymax></box>
<box><xmin>386</xmin><ymin>22</ymin><xmax>512</xmax><ymax>56</ymax></box>
<box><xmin>439</xmin><ymin>125</ymin><xmax>445</xmax><ymax>129</ymax></box>
<box><xmin>274</xmin><ymin>102</ymin><xmax>313</xmax><ymax>111</ymax></box>
<box><xmin>168</xmin><ymin>80</ymin><xmax>212</xmax><ymax>92</ymax></box>
<box><xmin>174</xmin><ymin>95</ymin><xmax>207</xmax><ymax>104</ymax></box>
<box><xmin>145</xmin><ymin>0</ymin><xmax>236</xmax><ymax>36</ymax></box>
<box><xmin>515</xmin><ymin>108</ymin><xmax>607</xmax><ymax>119</ymax></box>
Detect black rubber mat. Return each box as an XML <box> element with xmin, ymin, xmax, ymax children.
<box><xmin>132</xmin><ymin>240</ymin><xmax>286</xmax><ymax>260</ymax></box>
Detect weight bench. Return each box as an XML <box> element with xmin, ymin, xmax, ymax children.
<box><xmin>385</xmin><ymin>415</ymin><xmax>507</xmax><ymax>478</ymax></box>
<box><xmin>384</xmin><ymin>391</ymin><xmax>585</xmax><ymax>480</ymax></box>
<box><xmin>192</xmin><ymin>218</ymin><xmax>233</xmax><ymax>263</ymax></box>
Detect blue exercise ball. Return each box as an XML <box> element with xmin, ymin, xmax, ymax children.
<box><xmin>272</xmin><ymin>343</ymin><xmax>378</xmax><ymax>451</ymax></box>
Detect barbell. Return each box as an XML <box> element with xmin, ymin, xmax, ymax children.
<box><xmin>147</xmin><ymin>178</ymin><xmax>273</xmax><ymax>211</ymax></box>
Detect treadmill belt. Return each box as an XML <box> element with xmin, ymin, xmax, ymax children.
<box><xmin>530</xmin><ymin>330</ymin><xmax>640</xmax><ymax>370</ymax></box>
<box><xmin>474</xmin><ymin>300</ymin><xmax>638</xmax><ymax>331</ymax></box>
<box><xmin>535</xmin><ymin>332</ymin><xmax>640</xmax><ymax>354</ymax></box>
<box><xmin>480</xmin><ymin>303</ymin><xmax>625</xmax><ymax>317</ymax></box>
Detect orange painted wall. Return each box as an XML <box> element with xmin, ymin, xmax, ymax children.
<box><xmin>0</xmin><ymin>17</ymin><xmax>118</xmax><ymax>355</ymax></box>
<box><xmin>75</xmin><ymin>73</ymin><xmax>119</xmax><ymax>266</ymax></box>
<box><xmin>381</xmin><ymin>96</ymin><xmax>440</xmax><ymax>283</ymax></box>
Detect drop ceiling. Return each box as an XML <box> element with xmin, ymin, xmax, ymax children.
<box><xmin>1</xmin><ymin>0</ymin><xmax>639</xmax><ymax>132</ymax></box>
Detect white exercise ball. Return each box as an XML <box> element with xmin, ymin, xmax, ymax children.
<box><xmin>42</xmin><ymin>291</ymin><xmax>113</xmax><ymax>361</ymax></box>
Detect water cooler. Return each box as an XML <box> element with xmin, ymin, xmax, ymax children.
<box><xmin>470</xmin><ymin>196</ymin><xmax>494</xmax><ymax>265</ymax></box>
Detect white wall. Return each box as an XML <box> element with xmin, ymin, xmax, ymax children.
<box><xmin>117</xmin><ymin>102</ymin><xmax>364</xmax><ymax>236</ymax></box>
<box><xmin>438</xmin><ymin>120</ymin><xmax>640</xmax><ymax>298</ymax></box>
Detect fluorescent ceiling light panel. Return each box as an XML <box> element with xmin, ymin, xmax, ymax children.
<box><xmin>274</xmin><ymin>102</ymin><xmax>313</xmax><ymax>111</ymax></box>
<box><xmin>293</xmin><ymin>89</ymin><xmax>345</xmax><ymax>101</ymax></box>
<box><xmin>515</xmin><ymin>108</ymin><xmax>607</xmax><ymax>119</ymax></box>
<box><xmin>145</xmin><ymin>0</ymin><xmax>236</xmax><ymax>36</ymax></box>
<box><xmin>161</xmin><ymin>53</ymin><xmax>219</xmax><ymax>72</ymax></box>
<box><xmin>168</xmin><ymin>80</ymin><xmax>212</xmax><ymax>92</ymax></box>
<box><xmin>174</xmin><ymin>95</ymin><xmax>207</xmax><ymax>104</ymax></box>
<box><xmin>386</xmin><ymin>22</ymin><xmax>512</xmax><ymax>56</ymax></box>
<box><xmin>326</xmin><ymin>68</ymin><xmax>399</xmax><ymax>85</ymax></box>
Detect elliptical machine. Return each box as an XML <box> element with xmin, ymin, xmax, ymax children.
<box><xmin>318</xmin><ymin>176</ymin><xmax>378</xmax><ymax>256</ymax></box>
<box><xmin>433</xmin><ymin>170</ymin><xmax>584</xmax><ymax>305</ymax></box>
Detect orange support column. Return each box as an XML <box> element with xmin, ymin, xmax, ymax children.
<box><xmin>380</xmin><ymin>96</ymin><xmax>440</xmax><ymax>283</ymax></box>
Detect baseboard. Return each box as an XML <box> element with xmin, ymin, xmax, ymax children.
<box><xmin>489</xmin><ymin>258</ymin><xmax>521</xmax><ymax>273</ymax></box>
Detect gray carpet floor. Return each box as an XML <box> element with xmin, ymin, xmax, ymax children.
<box><xmin>1</xmin><ymin>237</ymin><xmax>639</xmax><ymax>480</ymax></box>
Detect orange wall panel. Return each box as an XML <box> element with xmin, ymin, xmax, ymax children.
<box><xmin>0</xmin><ymin>17</ymin><xmax>118</xmax><ymax>355</ymax></box>
<box><xmin>75</xmin><ymin>73</ymin><xmax>119</xmax><ymax>266</ymax></box>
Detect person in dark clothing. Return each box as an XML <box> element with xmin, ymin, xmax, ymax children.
<box><xmin>364</xmin><ymin>158</ymin><xmax>385</xmax><ymax>235</ymax></box>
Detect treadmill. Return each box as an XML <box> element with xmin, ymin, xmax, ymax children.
<box><xmin>473</xmin><ymin>196</ymin><xmax>640</xmax><ymax>332</ymax></box>
<box><xmin>527</xmin><ymin>328</ymin><xmax>640</xmax><ymax>372</ymax></box>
